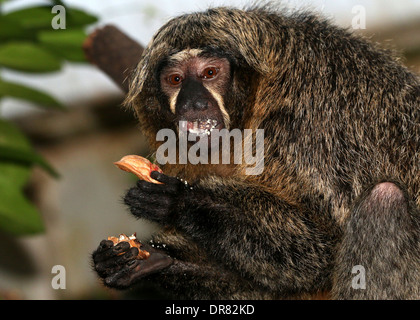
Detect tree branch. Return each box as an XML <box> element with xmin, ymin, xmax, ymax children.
<box><xmin>83</xmin><ymin>25</ymin><xmax>144</xmax><ymax>93</ymax></box>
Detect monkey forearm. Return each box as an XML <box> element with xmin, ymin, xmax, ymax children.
<box><xmin>124</xmin><ymin>173</ymin><xmax>335</xmax><ymax>293</ymax></box>
<box><xmin>174</xmin><ymin>177</ymin><xmax>335</xmax><ymax>292</ymax></box>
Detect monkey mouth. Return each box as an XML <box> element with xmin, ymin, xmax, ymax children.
<box><xmin>188</xmin><ymin>119</ymin><xmax>219</xmax><ymax>136</ymax></box>
<box><xmin>179</xmin><ymin>119</ymin><xmax>225</xmax><ymax>137</ymax></box>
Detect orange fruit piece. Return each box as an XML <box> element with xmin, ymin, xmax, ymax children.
<box><xmin>114</xmin><ymin>155</ymin><xmax>163</xmax><ymax>184</ymax></box>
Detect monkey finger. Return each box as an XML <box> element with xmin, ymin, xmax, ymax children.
<box><xmin>136</xmin><ymin>179</ymin><xmax>181</xmax><ymax>195</ymax></box>
<box><xmin>95</xmin><ymin>247</ymin><xmax>139</xmax><ymax>279</ymax></box>
<box><xmin>126</xmin><ymin>199</ymin><xmax>171</xmax><ymax>223</ymax></box>
<box><xmin>125</xmin><ymin>186</ymin><xmax>174</xmax><ymax>209</ymax></box>
<box><xmin>95</xmin><ymin>247</ymin><xmax>139</xmax><ymax>272</ymax></box>
<box><xmin>150</xmin><ymin>171</ymin><xmax>182</xmax><ymax>186</ymax></box>
<box><xmin>95</xmin><ymin>239</ymin><xmax>114</xmax><ymax>254</ymax></box>
<box><xmin>93</xmin><ymin>241</ymin><xmax>131</xmax><ymax>263</ymax></box>
<box><xmin>104</xmin><ymin>252</ymin><xmax>173</xmax><ymax>289</ymax></box>
<box><xmin>135</xmin><ymin>180</ymin><xmax>165</xmax><ymax>193</ymax></box>
<box><xmin>126</xmin><ymin>186</ymin><xmax>163</xmax><ymax>202</ymax></box>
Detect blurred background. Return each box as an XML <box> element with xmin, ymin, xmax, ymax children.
<box><xmin>0</xmin><ymin>0</ymin><xmax>419</xmax><ymax>300</ymax></box>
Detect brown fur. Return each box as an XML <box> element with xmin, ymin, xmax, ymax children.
<box><xmin>116</xmin><ymin>5</ymin><xmax>420</xmax><ymax>299</ymax></box>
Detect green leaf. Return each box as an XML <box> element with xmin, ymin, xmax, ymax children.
<box><xmin>0</xmin><ymin>80</ymin><xmax>64</xmax><ymax>110</ymax></box>
<box><xmin>0</xmin><ymin>146</ymin><xmax>59</xmax><ymax>178</ymax></box>
<box><xmin>0</xmin><ymin>119</ymin><xmax>32</xmax><ymax>187</ymax></box>
<box><xmin>0</xmin><ymin>42</ymin><xmax>61</xmax><ymax>73</ymax></box>
<box><xmin>0</xmin><ymin>183</ymin><xmax>44</xmax><ymax>235</ymax></box>
<box><xmin>0</xmin><ymin>120</ymin><xmax>59</xmax><ymax>178</ymax></box>
<box><xmin>44</xmin><ymin>45</ymin><xmax>86</xmax><ymax>62</ymax></box>
<box><xmin>37</xmin><ymin>29</ymin><xmax>87</xmax><ymax>62</ymax></box>
<box><xmin>3</xmin><ymin>6</ymin><xmax>54</xmax><ymax>29</ymax></box>
<box><xmin>0</xmin><ymin>119</ymin><xmax>45</xmax><ymax>235</ymax></box>
<box><xmin>0</xmin><ymin>120</ymin><xmax>29</xmax><ymax>148</ymax></box>
<box><xmin>38</xmin><ymin>29</ymin><xmax>87</xmax><ymax>47</ymax></box>
<box><xmin>0</xmin><ymin>17</ymin><xmax>33</xmax><ymax>41</ymax></box>
<box><xmin>3</xmin><ymin>5</ymin><xmax>98</xmax><ymax>30</ymax></box>
<box><xmin>66</xmin><ymin>8</ymin><xmax>98</xmax><ymax>27</ymax></box>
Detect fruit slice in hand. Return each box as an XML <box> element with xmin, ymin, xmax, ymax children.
<box><xmin>107</xmin><ymin>233</ymin><xmax>150</xmax><ymax>260</ymax></box>
<box><xmin>114</xmin><ymin>155</ymin><xmax>163</xmax><ymax>184</ymax></box>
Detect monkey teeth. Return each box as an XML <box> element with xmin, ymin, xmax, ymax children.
<box><xmin>188</xmin><ymin>119</ymin><xmax>218</xmax><ymax>136</ymax></box>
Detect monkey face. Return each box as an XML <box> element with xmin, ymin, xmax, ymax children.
<box><xmin>125</xmin><ymin>8</ymin><xmax>264</xmax><ymax>148</ymax></box>
<box><xmin>159</xmin><ymin>49</ymin><xmax>231</xmax><ymax>142</ymax></box>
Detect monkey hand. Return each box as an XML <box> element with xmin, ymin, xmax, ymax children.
<box><xmin>92</xmin><ymin>239</ymin><xmax>173</xmax><ymax>289</ymax></box>
<box><xmin>124</xmin><ymin>171</ymin><xmax>189</xmax><ymax>224</ymax></box>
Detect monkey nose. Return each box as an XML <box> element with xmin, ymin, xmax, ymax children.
<box><xmin>193</xmin><ymin>99</ymin><xmax>210</xmax><ymax>111</ymax></box>
<box><xmin>177</xmin><ymin>100</ymin><xmax>209</xmax><ymax>114</ymax></box>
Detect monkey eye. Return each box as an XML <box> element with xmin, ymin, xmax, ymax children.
<box><xmin>168</xmin><ymin>74</ymin><xmax>183</xmax><ymax>86</ymax></box>
<box><xmin>202</xmin><ymin>67</ymin><xmax>218</xmax><ymax>79</ymax></box>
